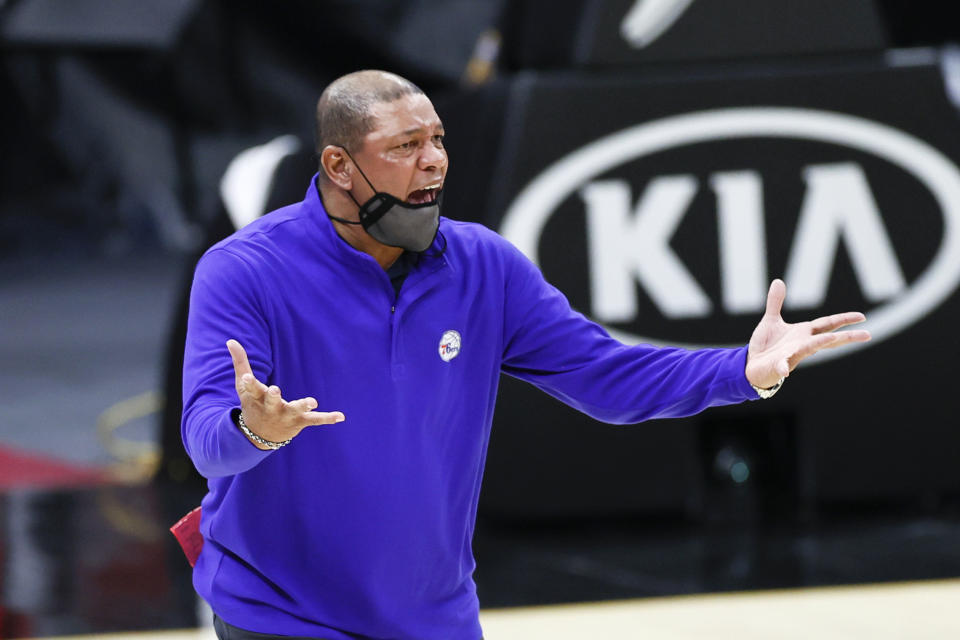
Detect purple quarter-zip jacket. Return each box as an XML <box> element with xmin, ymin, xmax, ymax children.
<box><xmin>181</xmin><ymin>177</ymin><xmax>758</xmax><ymax>639</ymax></box>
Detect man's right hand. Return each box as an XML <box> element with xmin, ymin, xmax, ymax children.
<box><xmin>226</xmin><ymin>339</ymin><xmax>345</xmax><ymax>450</ymax></box>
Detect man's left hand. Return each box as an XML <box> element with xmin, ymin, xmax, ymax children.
<box><xmin>745</xmin><ymin>279</ymin><xmax>871</xmax><ymax>390</ymax></box>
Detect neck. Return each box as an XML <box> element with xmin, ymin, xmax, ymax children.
<box><xmin>320</xmin><ymin>184</ymin><xmax>403</xmax><ymax>270</ymax></box>
<box><xmin>330</xmin><ymin>219</ymin><xmax>403</xmax><ymax>269</ymax></box>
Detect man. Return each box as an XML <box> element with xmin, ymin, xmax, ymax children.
<box><xmin>181</xmin><ymin>70</ymin><xmax>870</xmax><ymax>640</ymax></box>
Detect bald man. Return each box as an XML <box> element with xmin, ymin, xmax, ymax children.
<box><xmin>181</xmin><ymin>70</ymin><xmax>870</xmax><ymax>640</ymax></box>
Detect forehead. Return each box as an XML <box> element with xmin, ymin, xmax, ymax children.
<box><xmin>364</xmin><ymin>94</ymin><xmax>443</xmax><ymax>143</ymax></box>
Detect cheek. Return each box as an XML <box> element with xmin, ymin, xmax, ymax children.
<box><xmin>380</xmin><ymin>160</ymin><xmax>418</xmax><ymax>194</ymax></box>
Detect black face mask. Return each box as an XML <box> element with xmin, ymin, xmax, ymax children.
<box><xmin>326</xmin><ymin>148</ymin><xmax>441</xmax><ymax>253</ymax></box>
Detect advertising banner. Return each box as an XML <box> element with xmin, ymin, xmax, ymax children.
<box><xmin>481</xmin><ymin>60</ymin><xmax>960</xmax><ymax>516</ymax></box>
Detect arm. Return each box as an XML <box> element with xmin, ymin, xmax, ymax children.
<box><xmin>180</xmin><ymin>248</ymin><xmax>342</xmax><ymax>478</ymax></box>
<box><xmin>499</xmin><ymin>244</ymin><xmax>756</xmax><ymax>424</ymax></box>
<box><xmin>181</xmin><ymin>248</ymin><xmax>273</xmax><ymax>477</ymax></box>
<box><xmin>499</xmin><ymin>245</ymin><xmax>869</xmax><ymax>424</ymax></box>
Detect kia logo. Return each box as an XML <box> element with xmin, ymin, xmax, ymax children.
<box><xmin>500</xmin><ymin>107</ymin><xmax>960</xmax><ymax>362</ymax></box>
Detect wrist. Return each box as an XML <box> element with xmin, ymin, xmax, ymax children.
<box><xmin>232</xmin><ymin>409</ymin><xmax>292</xmax><ymax>450</ymax></box>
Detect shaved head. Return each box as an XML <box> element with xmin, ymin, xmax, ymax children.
<box><xmin>315</xmin><ymin>70</ymin><xmax>425</xmax><ymax>156</ymax></box>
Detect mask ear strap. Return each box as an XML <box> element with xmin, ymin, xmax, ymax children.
<box><xmin>344</xmin><ymin>189</ymin><xmax>363</xmax><ymax>209</ymax></box>
<box><xmin>339</xmin><ymin>146</ymin><xmax>379</xmax><ymax>194</ymax></box>
<box><xmin>326</xmin><ymin>212</ymin><xmax>363</xmax><ymax>226</ymax></box>
<box><xmin>325</xmin><ymin>145</ymin><xmax>375</xmax><ymax>225</ymax></box>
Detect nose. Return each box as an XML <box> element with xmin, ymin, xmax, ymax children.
<box><xmin>418</xmin><ymin>142</ymin><xmax>447</xmax><ymax>172</ymax></box>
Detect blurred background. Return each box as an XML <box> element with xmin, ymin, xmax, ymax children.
<box><xmin>2</xmin><ymin>0</ymin><xmax>960</xmax><ymax>637</ymax></box>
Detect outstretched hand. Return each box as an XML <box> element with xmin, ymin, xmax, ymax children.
<box><xmin>745</xmin><ymin>280</ymin><xmax>871</xmax><ymax>390</ymax></box>
<box><xmin>226</xmin><ymin>339</ymin><xmax>344</xmax><ymax>450</ymax></box>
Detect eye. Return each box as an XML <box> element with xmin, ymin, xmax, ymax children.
<box><xmin>433</xmin><ymin>134</ymin><xmax>445</xmax><ymax>147</ymax></box>
<box><xmin>396</xmin><ymin>140</ymin><xmax>417</xmax><ymax>151</ymax></box>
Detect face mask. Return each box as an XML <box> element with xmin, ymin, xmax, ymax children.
<box><xmin>326</xmin><ymin>148</ymin><xmax>441</xmax><ymax>253</ymax></box>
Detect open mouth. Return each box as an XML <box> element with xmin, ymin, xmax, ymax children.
<box><xmin>406</xmin><ymin>185</ymin><xmax>441</xmax><ymax>205</ymax></box>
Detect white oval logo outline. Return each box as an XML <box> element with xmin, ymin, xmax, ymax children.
<box><xmin>500</xmin><ymin>107</ymin><xmax>960</xmax><ymax>362</ymax></box>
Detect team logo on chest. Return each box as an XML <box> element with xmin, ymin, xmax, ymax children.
<box><xmin>438</xmin><ymin>330</ymin><xmax>462</xmax><ymax>362</ymax></box>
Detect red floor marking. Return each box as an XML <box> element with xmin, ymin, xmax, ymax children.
<box><xmin>0</xmin><ymin>445</ymin><xmax>112</xmax><ymax>490</ymax></box>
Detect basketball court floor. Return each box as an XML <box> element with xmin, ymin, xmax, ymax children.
<box><xmin>25</xmin><ymin>579</ymin><xmax>960</xmax><ymax>639</ymax></box>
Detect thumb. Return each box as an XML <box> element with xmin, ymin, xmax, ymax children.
<box><xmin>226</xmin><ymin>339</ymin><xmax>253</xmax><ymax>379</ymax></box>
<box><xmin>765</xmin><ymin>279</ymin><xmax>786</xmax><ymax>319</ymax></box>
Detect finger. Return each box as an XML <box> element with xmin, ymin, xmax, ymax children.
<box><xmin>793</xmin><ymin>330</ymin><xmax>872</xmax><ymax>363</ymax></box>
<box><xmin>764</xmin><ymin>279</ymin><xmax>786</xmax><ymax>318</ymax></box>
<box><xmin>814</xmin><ymin>329</ymin><xmax>872</xmax><ymax>348</ymax></box>
<box><xmin>228</xmin><ymin>339</ymin><xmax>265</xmax><ymax>398</ymax></box>
<box><xmin>809</xmin><ymin>312</ymin><xmax>866</xmax><ymax>334</ymax></box>
<box><xmin>301</xmin><ymin>411</ymin><xmax>346</xmax><ymax>427</ymax></box>
<box><xmin>239</xmin><ymin>372</ymin><xmax>268</xmax><ymax>400</ymax></box>
<box><xmin>265</xmin><ymin>384</ymin><xmax>284</xmax><ymax>408</ymax></box>
<box><xmin>226</xmin><ymin>339</ymin><xmax>253</xmax><ymax>379</ymax></box>
<box><xmin>286</xmin><ymin>396</ymin><xmax>319</xmax><ymax>413</ymax></box>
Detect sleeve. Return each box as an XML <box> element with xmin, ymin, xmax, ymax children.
<box><xmin>499</xmin><ymin>242</ymin><xmax>758</xmax><ymax>424</ymax></box>
<box><xmin>180</xmin><ymin>247</ymin><xmax>275</xmax><ymax>478</ymax></box>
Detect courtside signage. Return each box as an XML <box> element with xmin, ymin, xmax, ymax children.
<box><xmin>500</xmin><ymin>107</ymin><xmax>960</xmax><ymax>362</ymax></box>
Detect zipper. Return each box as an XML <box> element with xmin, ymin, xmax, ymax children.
<box><xmin>387</xmin><ymin>252</ymin><xmax>448</xmax><ymax>376</ymax></box>
<box><xmin>390</xmin><ymin>287</ymin><xmax>401</xmax><ymax>377</ymax></box>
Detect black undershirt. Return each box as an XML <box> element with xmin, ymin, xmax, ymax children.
<box><xmin>386</xmin><ymin>250</ymin><xmax>418</xmax><ymax>296</ymax></box>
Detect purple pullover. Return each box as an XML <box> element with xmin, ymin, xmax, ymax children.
<box><xmin>182</xmin><ymin>177</ymin><xmax>758</xmax><ymax>639</ymax></box>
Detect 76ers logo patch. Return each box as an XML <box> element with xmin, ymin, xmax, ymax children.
<box><xmin>438</xmin><ymin>330</ymin><xmax>461</xmax><ymax>362</ymax></box>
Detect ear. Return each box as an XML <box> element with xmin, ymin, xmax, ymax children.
<box><xmin>320</xmin><ymin>145</ymin><xmax>352</xmax><ymax>190</ymax></box>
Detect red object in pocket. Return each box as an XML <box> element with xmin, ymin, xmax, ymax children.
<box><xmin>170</xmin><ymin>506</ymin><xmax>204</xmax><ymax>567</ymax></box>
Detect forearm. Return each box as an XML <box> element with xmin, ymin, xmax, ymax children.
<box><xmin>510</xmin><ymin>343</ymin><xmax>758</xmax><ymax>425</ymax></box>
<box><xmin>500</xmin><ymin>240</ymin><xmax>757</xmax><ymax>423</ymax></box>
<box><xmin>181</xmin><ymin>402</ymin><xmax>271</xmax><ymax>478</ymax></box>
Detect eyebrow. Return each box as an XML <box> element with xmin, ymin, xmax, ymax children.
<box><xmin>397</xmin><ymin>124</ymin><xmax>445</xmax><ymax>137</ymax></box>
